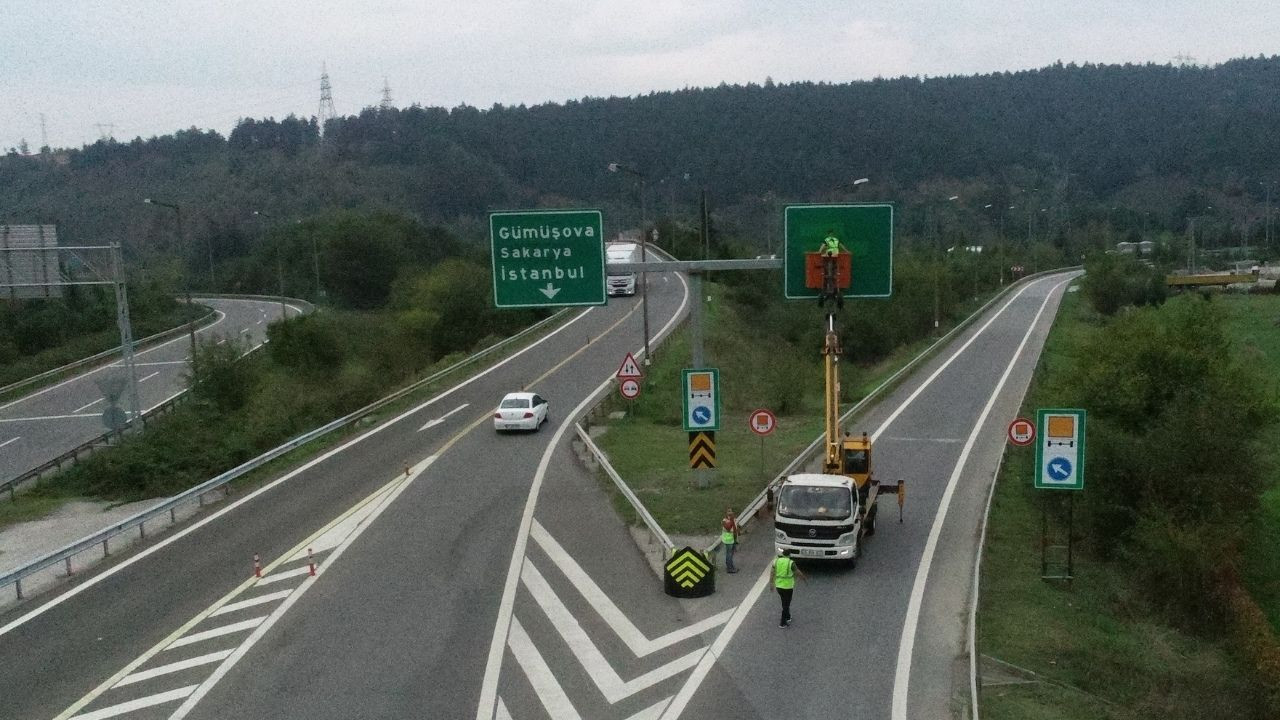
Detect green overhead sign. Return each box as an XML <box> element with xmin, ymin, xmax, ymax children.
<box><xmin>490</xmin><ymin>209</ymin><xmax>606</xmax><ymax>308</ymax></box>
<box><xmin>783</xmin><ymin>203</ymin><xmax>894</xmax><ymax>299</ymax></box>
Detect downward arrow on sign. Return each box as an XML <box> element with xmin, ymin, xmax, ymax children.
<box><xmin>539</xmin><ymin>283</ymin><xmax>560</xmax><ymax>299</ymax></box>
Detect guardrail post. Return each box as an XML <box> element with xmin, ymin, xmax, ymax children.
<box><xmin>65</xmin><ymin>557</ymin><xmax>73</xmax><ymax>576</ymax></box>
<box><xmin>103</xmin><ymin>538</ymin><xmax>109</xmax><ymax>557</ymax></box>
<box><xmin>14</xmin><ymin>578</ymin><xmax>21</xmax><ymax>601</ymax></box>
<box><xmin>139</xmin><ymin>521</ymin><xmax>146</xmax><ymax>540</ymax></box>
<box><xmin>170</xmin><ymin>507</ymin><xmax>176</xmax><ymax>524</ymax></box>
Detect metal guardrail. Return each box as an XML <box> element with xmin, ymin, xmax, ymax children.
<box><xmin>0</xmin><ymin>295</ymin><xmax>316</xmax><ymax>500</ymax></box>
<box><xmin>704</xmin><ymin>266</ymin><xmax>1083</xmax><ymax>554</ymax></box>
<box><xmin>574</xmin><ymin>424</ymin><xmax>675</xmax><ymax>552</ymax></box>
<box><xmin>0</xmin><ymin>309</ymin><xmax>218</xmax><ymax>399</ymax></box>
<box><xmin>1</xmin><ymin>306</ymin><xmax>570</xmax><ymax>600</ymax></box>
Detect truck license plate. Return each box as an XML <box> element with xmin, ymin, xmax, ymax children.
<box><xmin>800</xmin><ymin>549</ymin><xmax>823</xmax><ymax>557</ymax></box>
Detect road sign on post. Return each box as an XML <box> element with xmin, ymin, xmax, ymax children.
<box><xmin>784</xmin><ymin>203</ymin><xmax>894</xmax><ymax>299</ymax></box>
<box><xmin>1034</xmin><ymin>408</ymin><xmax>1086</xmax><ymax>490</ymax></box>
<box><xmin>1008</xmin><ymin>417</ymin><xmax>1035</xmax><ymax>446</ymax></box>
<box><xmin>749</xmin><ymin>409</ymin><xmax>777</xmax><ymax>436</ymax></box>
<box><xmin>489</xmin><ymin>209</ymin><xmax>606</xmax><ymax>308</ymax></box>
<box><xmin>619</xmin><ymin>378</ymin><xmax>641</xmax><ymax>400</ymax></box>
<box><xmin>681</xmin><ymin>368</ymin><xmax>720</xmax><ymax>432</ymax></box>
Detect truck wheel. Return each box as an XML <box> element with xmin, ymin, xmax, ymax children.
<box><xmin>848</xmin><ymin>541</ymin><xmax>859</xmax><ymax>570</ymax></box>
<box><xmin>866</xmin><ymin>506</ymin><xmax>878</xmax><ymax>536</ymax></box>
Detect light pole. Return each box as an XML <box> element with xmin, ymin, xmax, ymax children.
<box><xmin>933</xmin><ymin>195</ymin><xmax>960</xmax><ymax>330</ymax></box>
<box><xmin>143</xmin><ymin>198</ymin><xmax>198</xmax><ymax>359</ymax></box>
<box><xmin>608</xmin><ymin>161</ymin><xmax>652</xmax><ymax>364</ymax></box>
<box><xmin>252</xmin><ymin>211</ymin><xmax>290</xmax><ymax>319</ymax></box>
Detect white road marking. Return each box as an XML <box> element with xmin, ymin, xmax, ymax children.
<box><xmin>497</xmin><ymin>698</ymin><xmax>514</xmax><ymax>720</ymax></box>
<box><xmin>113</xmin><ymin>650</ymin><xmax>233</xmax><ymax>688</ymax></box>
<box><xmin>508</xmin><ymin>618</ymin><xmax>584</xmax><ymax>720</ymax></box>
<box><xmin>165</xmin><ymin>617</ymin><xmax>266</xmax><ymax>649</ymax></box>
<box><xmin>210</xmin><ymin>589</ymin><xmax>293</xmax><ymax>616</ymax></box>
<box><xmin>215</xmin><ymin>339</ymin><xmax>226</xmax><ymax>345</ymax></box>
<box><xmin>0</xmin><ymin>436</ymin><xmax>20</xmax><ymax>449</ymax></box>
<box><xmin>476</xmin><ymin>265</ymin><xmax>691</xmax><ymax>720</ymax></box>
<box><xmin>255</xmin><ymin>566</ymin><xmax>311</xmax><ymax>586</ymax></box>
<box><xmin>0</xmin><ymin>310</ymin><xmax>225</xmax><ymax>413</ymax></box>
<box><xmin>878</xmin><ymin>436</ymin><xmax>963</xmax><ymax>443</ymax></box>
<box><xmin>138</xmin><ymin>371</ymin><xmax>160</xmax><ymax>383</ymax></box>
<box><xmin>656</xmin><ymin>275</ymin><xmax>1068</xmax><ymax>720</ymax></box>
<box><xmin>418</xmin><ymin>403</ymin><xmax>470</xmax><ymax>432</ymax></box>
<box><xmin>1</xmin><ymin>305</ymin><xmax>593</xmax><ymax>638</ymax></box>
<box><xmin>74</xmin><ymin>399</ymin><xmax>104</xmax><ymax>413</ymax></box>
<box><xmin>68</xmin><ymin>685</ymin><xmax>197</xmax><ymax>720</ymax></box>
<box><xmin>130</xmin><ymin>360</ymin><xmax>189</xmax><ymax>367</ymax></box>
<box><xmin>530</xmin><ymin>521</ymin><xmax>731</xmax><ymax>655</ymax></box>
<box><xmin>890</xmin><ymin>276</ymin><xmax>1074</xmax><ymax>720</ymax></box>
<box><xmin>167</xmin><ymin>455</ymin><xmax>437</xmax><ymax>719</ymax></box>
<box><xmin>256</xmin><ymin>319</ymin><xmax>263</xmax><ymax>325</ymax></box>
<box><xmin>0</xmin><ymin>413</ymin><xmax>98</xmax><ymax>423</ymax></box>
<box><xmin>521</xmin><ymin>560</ymin><xmax>703</xmax><ymax>702</ymax></box>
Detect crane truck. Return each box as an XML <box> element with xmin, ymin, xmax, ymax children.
<box><xmin>773</xmin><ymin>253</ymin><xmax>904</xmax><ymax>568</ymax></box>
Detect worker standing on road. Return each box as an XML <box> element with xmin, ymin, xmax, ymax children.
<box><xmin>721</xmin><ymin>509</ymin><xmax>739</xmax><ymax>573</ymax></box>
<box><xmin>774</xmin><ymin>548</ymin><xmax>806</xmax><ymax>628</ymax></box>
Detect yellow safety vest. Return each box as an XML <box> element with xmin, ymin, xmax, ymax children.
<box><xmin>774</xmin><ymin>556</ymin><xmax>795</xmax><ymax>589</ymax></box>
<box><xmin>721</xmin><ymin>528</ymin><xmax>735</xmax><ymax>545</ymax></box>
<box><xmin>822</xmin><ymin>236</ymin><xmax>841</xmax><ymax>254</ymax></box>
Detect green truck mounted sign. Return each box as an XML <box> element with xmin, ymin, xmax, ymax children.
<box><xmin>490</xmin><ymin>209</ymin><xmax>606</xmax><ymax>308</ymax></box>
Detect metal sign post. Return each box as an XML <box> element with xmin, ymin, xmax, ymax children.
<box><xmin>1034</xmin><ymin>408</ymin><xmax>1086</xmax><ymax>584</ymax></box>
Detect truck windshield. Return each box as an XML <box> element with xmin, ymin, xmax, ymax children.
<box><xmin>777</xmin><ymin>486</ymin><xmax>852</xmax><ymax>520</ymax></box>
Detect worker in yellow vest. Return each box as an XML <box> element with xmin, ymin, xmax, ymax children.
<box><xmin>721</xmin><ymin>509</ymin><xmax>738</xmax><ymax>573</ymax></box>
<box><xmin>774</xmin><ymin>548</ymin><xmax>806</xmax><ymax>628</ymax></box>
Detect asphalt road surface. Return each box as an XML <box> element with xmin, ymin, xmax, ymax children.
<box><xmin>0</xmin><ymin>269</ymin><xmax>1074</xmax><ymax>720</ymax></box>
<box><xmin>0</xmin><ymin>297</ymin><xmax>301</xmax><ymax>485</ymax></box>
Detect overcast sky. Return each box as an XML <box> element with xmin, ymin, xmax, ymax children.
<box><xmin>3</xmin><ymin>1</ymin><xmax>1278</xmax><ymax>151</ymax></box>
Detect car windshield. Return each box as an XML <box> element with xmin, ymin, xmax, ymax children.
<box><xmin>777</xmin><ymin>486</ymin><xmax>852</xmax><ymax>520</ymax></box>
<box><xmin>500</xmin><ymin>398</ymin><xmax>530</xmax><ymax>409</ymax></box>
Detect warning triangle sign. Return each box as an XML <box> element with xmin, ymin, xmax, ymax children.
<box><xmin>616</xmin><ymin>352</ymin><xmax>644</xmax><ymax>379</ymax></box>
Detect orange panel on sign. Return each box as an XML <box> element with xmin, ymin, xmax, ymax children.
<box><xmin>689</xmin><ymin>373</ymin><xmax>712</xmax><ymax>392</ymax></box>
<box><xmin>1047</xmin><ymin>416</ymin><xmax>1076</xmax><ymax>438</ymax></box>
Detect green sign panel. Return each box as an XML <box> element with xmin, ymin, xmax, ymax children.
<box><xmin>490</xmin><ymin>209</ymin><xmax>606</xmax><ymax>308</ymax></box>
<box><xmin>1034</xmin><ymin>408</ymin><xmax>1086</xmax><ymax>490</ymax></box>
<box><xmin>783</xmin><ymin>203</ymin><xmax>894</xmax><ymax>299</ymax></box>
<box><xmin>681</xmin><ymin>368</ymin><xmax>721</xmax><ymax>432</ymax></box>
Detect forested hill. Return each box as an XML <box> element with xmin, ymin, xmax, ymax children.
<box><xmin>3</xmin><ymin>56</ymin><xmax>1279</xmax><ymax>249</ymax></box>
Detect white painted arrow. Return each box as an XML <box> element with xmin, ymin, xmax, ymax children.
<box><xmin>1050</xmin><ymin>461</ymin><xmax>1068</xmax><ymax>476</ymax></box>
<box><xmin>418</xmin><ymin>404</ymin><xmax>469</xmax><ymax>432</ymax></box>
<box><xmin>539</xmin><ymin>283</ymin><xmax>561</xmax><ymax>299</ymax></box>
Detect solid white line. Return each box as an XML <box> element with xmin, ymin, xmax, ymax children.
<box><xmin>113</xmin><ymin>650</ymin><xmax>234</xmax><ymax>688</ymax></box>
<box><xmin>508</xmin><ymin>618</ymin><xmax>584</xmax><ymax>720</ymax></box>
<box><xmin>657</xmin><ymin>566</ymin><xmax>773</xmax><ymax>720</ymax></box>
<box><xmin>69</xmin><ymin>685</ymin><xmax>197</xmax><ymax>720</ymax></box>
<box><xmin>254</xmin><ymin>566</ymin><xmax>311</xmax><ymax>586</ymax></box>
<box><xmin>0</xmin><ymin>311</ymin><xmax>225</xmax><ymax>413</ymax></box>
<box><xmin>166</xmin><ymin>455</ymin><xmax>437</xmax><ymax>720</ymax></box>
<box><xmin>0</xmin><ymin>413</ymin><xmax>97</xmax><ymax>423</ymax></box>
<box><xmin>74</xmin><ymin>399</ymin><xmax>103</xmax><ymax>413</ymax></box>
<box><xmin>521</xmin><ymin>560</ymin><xmax>703</xmax><ymax>702</ymax></box>
<box><xmin>418</xmin><ymin>403</ymin><xmax>470</xmax><ymax>432</ymax></box>
<box><xmin>496</xmin><ymin>698</ymin><xmax>514</xmax><ymax>720</ymax></box>
<box><xmin>138</xmin><ymin>371</ymin><xmax>160</xmax><ymax>383</ymax></box>
<box><xmin>215</xmin><ymin>339</ymin><xmax>226</xmax><ymax>345</ymax></box>
<box><xmin>890</xmin><ymin>277</ymin><xmax>1072</xmax><ymax>720</ymax></box>
<box><xmin>0</xmin><ymin>436</ymin><xmax>21</xmax><ymax>449</ymax></box>
<box><xmin>129</xmin><ymin>360</ymin><xmax>189</xmax><ymax>367</ymax></box>
<box><xmin>165</xmin><ymin>616</ymin><xmax>266</xmax><ymax>649</ymax></box>
<box><xmin>210</xmin><ymin>589</ymin><xmax>293</xmax><ymax>616</ymax></box>
<box><xmin>0</xmin><ymin>306</ymin><xmax>593</xmax><ymax>638</ymax></box>
<box><xmin>530</xmin><ymin>520</ymin><xmax>731</xmax><ymax>656</ymax></box>
<box><xmin>475</xmin><ymin>269</ymin><xmax>691</xmax><ymax>720</ymax></box>
<box><xmin>629</xmin><ymin>696</ymin><xmax>677</xmax><ymax>720</ymax></box>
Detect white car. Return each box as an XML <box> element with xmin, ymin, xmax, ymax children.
<box><xmin>493</xmin><ymin>392</ymin><xmax>549</xmax><ymax>432</ymax></box>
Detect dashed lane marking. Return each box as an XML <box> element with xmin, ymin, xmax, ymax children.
<box><xmin>73</xmin><ymin>399</ymin><xmax>103</xmax><ymax>413</ymax></box>
<box><xmin>0</xmin><ymin>413</ymin><xmax>97</xmax><ymax>423</ymax></box>
<box><xmin>138</xmin><ymin>371</ymin><xmax>160</xmax><ymax>383</ymax></box>
<box><xmin>0</xmin><ymin>436</ymin><xmax>20</xmax><ymax>449</ymax></box>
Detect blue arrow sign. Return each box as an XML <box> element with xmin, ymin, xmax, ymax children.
<box><xmin>1047</xmin><ymin>457</ymin><xmax>1073</xmax><ymax>481</ymax></box>
<box><xmin>691</xmin><ymin>406</ymin><xmax>712</xmax><ymax>425</ymax></box>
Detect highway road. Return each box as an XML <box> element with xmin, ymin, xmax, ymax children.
<box><xmin>0</xmin><ymin>269</ymin><xmax>1074</xmax><ymax>720</ymax></box>
<box><xmin>0</xmin><ymin>297</ymin><xmax>301</xmax><ymax>485</ymax></box>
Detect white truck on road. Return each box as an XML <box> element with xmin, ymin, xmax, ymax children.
<box><xmin>606</xmin><ymin>242</ymin><xmax>640</xmax><ymax>296</ymax></box>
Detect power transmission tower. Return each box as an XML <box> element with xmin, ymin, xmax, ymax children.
<box><xmin>39</xmin><ymin>113</ymin><xmax>48</xmax><ymax>152</ymax></box>
<box><xmin>318</xmin><ymin>63</ymin><xmax>337</xmax><ymax>131</ymax></box>
<box><xmin>1173</xmin><ymin>52</ymin><xmax>1197</xmax><ymax>67</ymax></box>
<box><xmin>380</xmin><ymin>77</ymin><xmax>394</xmax><ymax>111</ymax></box>
<box><xmin>94</xmin><ymin>123</ymin><xmax>115</xmax><ymax>140</ymax></box>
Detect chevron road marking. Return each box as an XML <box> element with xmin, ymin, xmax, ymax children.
<box><xmin>112</xmin><ymin>650</ymin><xmax>233</xmax><ymax>688</ymax></box>
<box><xmin>69</xmin><ymin>686</ymin><xmax>199</xmax><ymax>720</ymax></box>
<box><xmin>520</xmin><ymin>561</ymin><xmax>705</xmax><ymax>703</ymax></box>
<box><xmin>529</xmin><ymin>521</ymin><xmax>732</xmax><ymax>656</ymax></box>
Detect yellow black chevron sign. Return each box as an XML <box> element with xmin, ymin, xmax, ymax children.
<box><xmin>688</xmin><ymin>431</ymin><xmax>716</xmax><ymax>469</ymax></box>
<box><xmin>664</xmin><ymin>546</ymin><xmax>714</xmax><ymax>597</ymax></box>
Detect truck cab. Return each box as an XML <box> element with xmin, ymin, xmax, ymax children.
<box><xmin>774</xmin><ymin>474</ymin><xmax>862</xmax><ymax>562</ymax></box>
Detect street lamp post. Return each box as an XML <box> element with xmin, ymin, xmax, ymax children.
<box><xmin>143</xmin><ymin>198</ymin><xmax>198</xmax><ymax>359</ymax></box>
<box><xmin>608</xmin><ymin>162</ymin><xmax>652</xmax><ymax>364</ymax></box>
<box><xmin>933</xmin><ymin>195</ymin><xmax>960</xmax><ymax>331</ymax></box>
<box><xmin>253</xmin><ymin>211</ymin><xmax>289</xmax><ymax>319</ymax></box>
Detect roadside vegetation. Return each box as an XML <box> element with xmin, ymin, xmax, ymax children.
<box><xmin>595</xmin><ymin>233</ymin><xmax>1053</xmax><ymax>535</ymax></box>
<box><xmin>0</xmin><ymin>282</ymin><xmax>204</xmax><ymax>388</ymax></box>
<box><xmin>978</xmin><ymin>256</ymin><xmax>1280</xmax><ymax>719</ymax></box>
<box><xmin>1</xmin><ymin>212</ymin><xmax>548</xmax><ymax>516</ymax></box>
